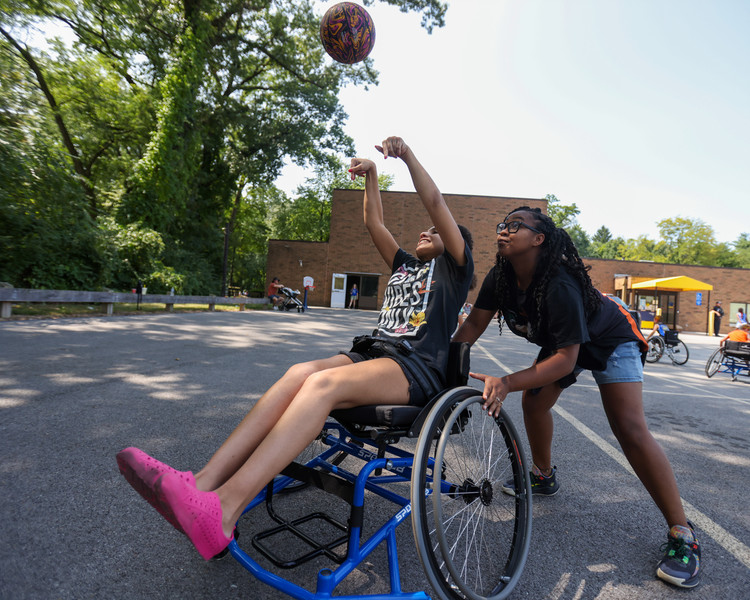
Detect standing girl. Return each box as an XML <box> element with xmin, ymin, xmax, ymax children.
<box><xmin>454</xmin><ymin>206</ymin><xmax>701</xmax><ymax>588</ymax></box>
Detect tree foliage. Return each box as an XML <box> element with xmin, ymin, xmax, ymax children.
<box><xmin>2</xmin><ymin>0</ymin><xmax>746</xmax><ymax>294</ymax></box>
<box><xmin>0</xmin><ymin>0</ymin><xmax>445</xmax><ymax>292</ymax></box>
<box><xmin>544</xmin><ymin>194</ymin><xmax>749</xmax><ymax>269</ymax></box>
<box><xmin>545</xmin><ymin>193</ymin><xmax>579</xmax><ymax>229</ymax></box>
<box><xmin>269</xmin><ymin>155</ymin><xmax>394</xmax><ymax>242</ymax></box>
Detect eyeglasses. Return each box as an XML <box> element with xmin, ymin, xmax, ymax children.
<box><xmin>496</xmin><ymin>221</ymin><xmax>542</xmax><ymax>235</ymax></box>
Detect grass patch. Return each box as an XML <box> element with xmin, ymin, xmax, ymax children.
<box><xmin>4</xmin><ymin>302</ymin><xmax>270</xmax><ymax>320</ymax></box>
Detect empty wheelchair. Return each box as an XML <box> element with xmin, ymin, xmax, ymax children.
<box><xmin>705</xmin><ymin>341</ymin><xmax>750</xmax><ymax>381</ymax></box>
<box><xmin>645</xmin><ymin>330</ymin><xmax>689</xmax><ymax>365</ymax></box>
<box><xmin>227</xmin><ymin>342</ymin><xmax>533</xmax><ymax>600</ymax></box>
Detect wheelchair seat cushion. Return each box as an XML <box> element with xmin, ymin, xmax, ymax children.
<box><xmin>331</xmin><ymin>405</ymin><xmax>423</xmax><ymax>427</ymax></box>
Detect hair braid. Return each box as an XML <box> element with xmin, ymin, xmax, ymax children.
<box><xmin>494</xmin><ymin>206</ymin><xmax>601</xmax><ymax>338</ymax></box>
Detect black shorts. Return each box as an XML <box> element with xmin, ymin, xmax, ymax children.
<box><xmin>339</xmin><ymin>350</ymin><xmax>432</xmax><ymax>407</ymax></box>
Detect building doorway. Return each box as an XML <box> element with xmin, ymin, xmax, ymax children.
<box><xmin>636</xmin><ymin>292</ymin><xmax>678</xmax><ymax>329</ymax></box>
<box><xmin>345</xmin><ymin>273</ymin><xmax>380</xmax><ymax>310</ymax></box>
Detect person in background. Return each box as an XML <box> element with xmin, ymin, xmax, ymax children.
<box><xmin>348</xmin><ymin>283</ymin><xmax>359</xmax><ymax>309</ymax></box>
<box><xmin>267</xmin><ymin>278</ymin><xmax>283</xmax><ymax>310</ymax></box>
<box><xmin>711</xmin><ymin>301</ymin><xmax>724</xmax><ymax>336</ymax></box>
<box><xmin>720</xmin><ymin>322</ymin><xmax>750</xmax><ymax>345</ymax></box>
<box><xmin>459</xmin><ymin>301</ymin><xmax>473</xmax><ymax>324</ymax></box>
<box><xmin>736</xmin><ymin>307</ymin><xmax>748</xmax><ymax>327</ymax></box>
<box><xmin>646</xmin><ymin>314</ymin><xmax>669</xmax><ymax>341</ymax></box>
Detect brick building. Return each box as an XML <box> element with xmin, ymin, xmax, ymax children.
<box><xmin>267</xmin><ymin>189</ymin><xmax>750</xmax><ymax>334</ymax></box>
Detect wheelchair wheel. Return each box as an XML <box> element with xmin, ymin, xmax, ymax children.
<box><xmin>411</xmin><ymin>387</ymin><xmax>532</xmax><ymax>600</ymax></box>
<box><xmin>668</xmin><ymin>340</ymin><xmax>689</xmax><ymax>365</ymax></box>
<box><xmin>646</xmin><ymin>337</ymin><xmax>664</xmax><ymax>363</ymax></box>
<box><xmin>705</xmin><ymin>348</ymin><xmax>723</xmax><ymax>377</ymax></box>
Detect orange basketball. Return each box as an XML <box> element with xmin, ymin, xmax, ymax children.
<box><xmin>320</xmin><ymin>2</ymin><xmax>376</xmax><ymax>64</ymax></box>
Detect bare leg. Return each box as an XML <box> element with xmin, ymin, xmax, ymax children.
<box><xmin>521</xmin><ymin>383</ymin><xmax>562</xmax><ymax>474</ymax></box>
<box><xmin>213</xmin><ymin>357</ymin><xmax>410</xmax><ymax>536</ymax></box>
<box><xmin>600</xmin><ymin>382</ymin><xmax>687</xmax><ymax>527</ymax></box>
<box><xmin>195</xmin><ymin>354</ymin><xmax>353</xmax><ymax>491</ymax></box>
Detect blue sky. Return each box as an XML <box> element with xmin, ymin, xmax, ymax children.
<box><xmin>278</xmin><ymin>0</ymin><xmax>750</xmax><ymax>244</ymax></box>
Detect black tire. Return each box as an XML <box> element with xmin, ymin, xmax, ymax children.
<box><xmin>705</xmin><ymin>349</ymin><xmax>723</xmax><ymax>377</ymax></box>
<box><xmin>646</xmin><ymin>337</ymin><xmax>664</xmax><ymax>363</ymax></box>
<box><xmin>668</xmin><ymin>340</ymin><xmax>689</xmax><ymax>365</ymax></box>
<box><xmin>411</xmin><ymin>387</ymin><xmax>532</xmax><ymax>600</ymax></box>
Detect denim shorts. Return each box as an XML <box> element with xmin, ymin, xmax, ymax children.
<box><xmin>588</xmin><ymin>341</ymin><xmax>644</xmax><ymax>385</ymax></box>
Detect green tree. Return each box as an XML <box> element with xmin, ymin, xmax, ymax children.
<box><xmin>657</xmin><ymin>217</ymin><xmax>720</xmax><ymax>265</ymax></box>
<box><xmin>618</xmin><ymin>235</ymin><xmax>667</xmax><ymax>262</ymax></box>
<box><xmin>224</xmin><ymin>184</ymin><xmax>274</xmax><ymax>294</ymax></box>
<box><xmin>2</xmin><ymin>0</ymin><xmax>446</xmax><ymax>292</ymax></box>
<box><xmin>545</xmin><ymin>193</ymin><xmax>579</xmax><ymax>229</ymax></box>
<box><xmin>0</xmin><ymin>137</ymin><xmax>107</xmax><ymax>288</ymax></box>
<box><xmin>567</xmin><ymin>224</ymin><xmax>591</xmax><ymax>257</ymax></box>
<box><xmin>270</xmin><ymin>156</ymin><xmax>394</xmax><ymax>242</ymax></box>
<box><xmin>731</xmin><ymin>233</ymin><xmax>750</xmax><ymax>268</ymax></box>
<box><xmin>592</xmin><ymin>226</ymin><xmax>612</xmax><ymax>246</ymax></box>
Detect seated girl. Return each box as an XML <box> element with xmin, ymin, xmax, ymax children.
<box><xmin>117</xmin><ymin>136</ymin><xmax>474</xmax><ymax>561</ymax></box>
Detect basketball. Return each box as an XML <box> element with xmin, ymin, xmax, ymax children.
<box><xmin>320</xmin><ymin>2</ymin><xmax>376</xmax><ymax>64</ymax></box>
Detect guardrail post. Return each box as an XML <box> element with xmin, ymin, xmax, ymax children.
<box><xmin>209</xmin><ymin>296</ymin><xmax>216</xmax><ymax>311</ymax></box>
<box><xmin>1</xmin><ymin>301</ymin><xmax>11</xmax><ymax>318</ymax></box>
<box><xmin>102</xmin><ymin>303</ymin><xmax>114</xmax><ymax>316</ymax></box>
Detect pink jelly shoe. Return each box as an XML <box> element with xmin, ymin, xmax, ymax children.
<box><xmin>116</xmin><ymin>447</ymin><xmax>195</xmax><ymax>533</ymax></box>
<box><xmin>157</xmin><ymin>471</ymin><xmax>233</xmax><ymax>560</ymax></box>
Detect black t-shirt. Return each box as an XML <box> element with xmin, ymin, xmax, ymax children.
<box><xmin>713</xmin><ymin>304</ymin><xmax>724</xmax><ymax>317</ymax></box>
<box><xmin>377</xmin><ymin>244</ymin><xmax>474</xmax><ymax>378</ymax></box>
<box><xmin>474</xmin><ymin>265</ymin><xmax>646</xmax><ymax>372</ymax></box>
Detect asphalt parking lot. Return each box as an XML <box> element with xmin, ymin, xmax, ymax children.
<box><xmin>1</xmin><ymin>308</ymin><xmax>748</xmax><ymax>599</ymax></box>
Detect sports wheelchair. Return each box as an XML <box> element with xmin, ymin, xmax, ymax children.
<box><xmin>705</xmin><ymin>341</ymin><xmax>750</xmax><ymax>381</ymax></box>
<box><xmin>227</xmin><ymin>341</ymin><xmax>533</xmax><ymax>600</ymax></box>
<box><xmin>645</xmin><ymin>330</ymin><xmax>689</xmax><ymax>365</ymax></box>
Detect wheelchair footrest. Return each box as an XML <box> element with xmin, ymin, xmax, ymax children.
<box><xmin>251</xmin><ymin>511</ymin><xmax>349</xmax><ymax>569</ymax></box>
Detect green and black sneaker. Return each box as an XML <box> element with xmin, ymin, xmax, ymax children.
<box><xmin>656</xmin><ymin>522</ymin><xmax>701</xmax><ymax>588</ymax></box>
<box><xmin>501</xmin><ymin>466</ymin><xmax>560</xmax><ymax>496</ymax></box>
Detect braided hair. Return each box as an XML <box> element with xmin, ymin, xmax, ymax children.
<box><xmin>494</xmin><ymin>206</ymin><xmax>601</xmax><ymax>338</ymax></box>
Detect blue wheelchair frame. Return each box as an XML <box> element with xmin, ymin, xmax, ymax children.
<box><xmin>224</xmin><ymin>381</ymin><xmax>532</xmax><ymax>600</ymax></box>
<box><xmin>706</xmin><ymin>341</ymin><xmax>750</xmax><ymax>381</ymax></box>
<box><xmin>228</xmin><ymin>419</ymin><xmax>432</xmax><ymax>600</ymax></box>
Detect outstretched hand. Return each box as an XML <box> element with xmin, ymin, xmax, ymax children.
<box><xmin>469</xmin><ymin>371</ymin><xmax>510</xmax><ymax>418</ymax></box>
<box><xmin>375</xmin><ymin>136</ymin><xmax>410</xmax><ymax>160</ymax></box>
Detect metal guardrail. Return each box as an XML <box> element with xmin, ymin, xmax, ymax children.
<box><xmin>0</xmin><ymin>288</ymin><xmax>268</xmax><ymax>318</ymax></box>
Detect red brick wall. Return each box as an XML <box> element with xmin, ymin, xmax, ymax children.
<box><xmin>266</xmin><ymin>240</ymin><xmax>328</xmax><ymax>306</ymax></box>
<box><xmin>585</xmin><ymin>258</ymin><xmax>750</xmax><ymax>334</ymax></box>
<box><xmin>326</xmin><ymin>189</ymin><xmax>545</xmax><ymax>308</ymax></box>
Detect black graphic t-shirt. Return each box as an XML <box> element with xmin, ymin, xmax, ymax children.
<box><xmin>377</xmin><ymin>244</ymin><xmax>474</xmax><ymax>379</ymax></box>
<box><xmin>474</xmin><ymin>265</ymin><xmax>646</xmax><ymax>373</ymax></box>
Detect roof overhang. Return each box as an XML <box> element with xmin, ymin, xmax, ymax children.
<box><xmin>631</xmin><ymin>276</ymin><xmax>713</xmax><ymax>291</ymax></box>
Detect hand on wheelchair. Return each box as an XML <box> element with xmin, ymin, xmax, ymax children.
<box><xmin>469</xmin><ymin>371</ymin><xmax>509</xmax><ymax>417</ymax></box>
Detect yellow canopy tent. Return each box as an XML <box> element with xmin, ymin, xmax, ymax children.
<box><xmin>631</xmin><ymin>276</ymin><xmax>713</xmax><ymax>291</ymax></box>
<box><xmin>631</xmin><ymin>276</ymin><xmax>714</xmax><ymax>332</ymax></box>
